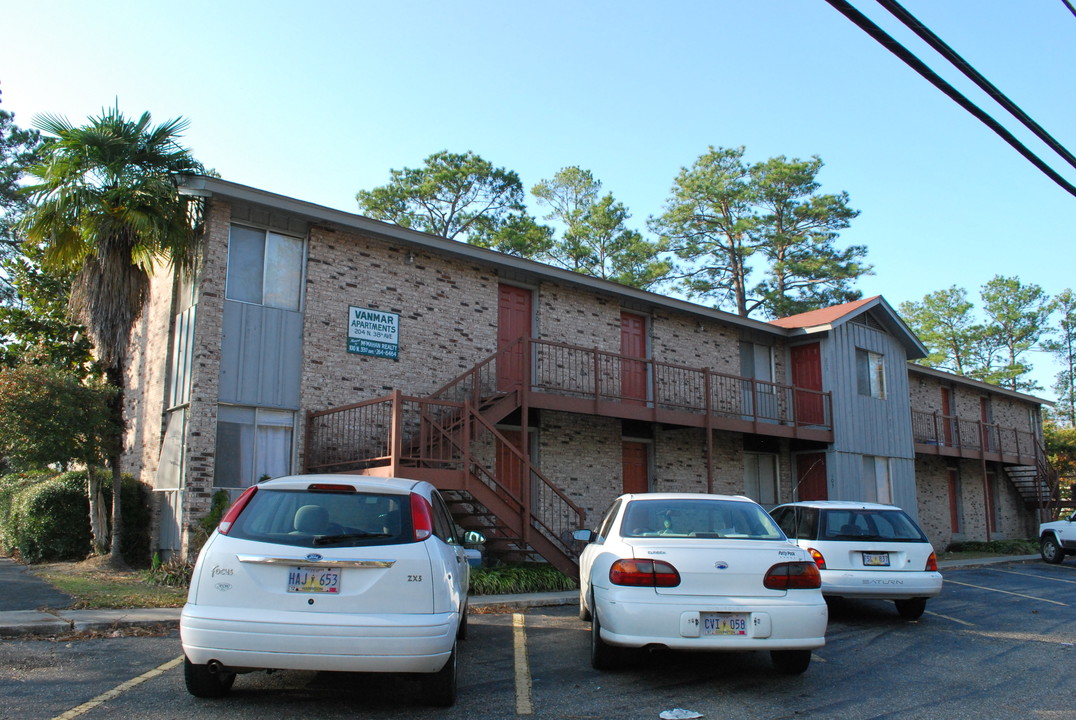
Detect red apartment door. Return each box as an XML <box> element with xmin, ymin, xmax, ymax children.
<box><xmin>620</xmin><ymin>312</ymin><xmax>648</xmax><ymax>405</ymax></box>
<box><xmin>940</xmin><ymin>387</ymin><xmax>954</xmax><ymax>446</ymax></box>
<box><xmin>496</xmin><ymin>429</ymin><xmax>524</xmax><ymax>498</ymax></box>
<box><xmin>796</xmin><ymin>452</ymin><xmax>828</xmax><ymax>501</ymax></box>
<box><xmin>497</xmin><ymin>284</ymin><xmax>532</xmax><ymax>391</ymax></box>
<box><xmin>622</xmin><ymin>441</ymin><xmax>649</xmax><ymax>494</ymax></box>
<box><xmin>947</xmin><ymin>468</ymin><xmax>961</xmax><ymax>533</ymax></box>
<box><xmin>791</xmin><ymin>343</ymin><xmax>824</xmax><ymax>425</ymax></box>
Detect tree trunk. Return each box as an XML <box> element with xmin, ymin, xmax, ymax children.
<box><xmin>87</xmin><ymin>467</ymin><xmax>109</xmax><ymax>555</ymax></box>
<box><xmin>106</xmin><ymin>365</ymin><xmax>128</xmax><ymax>570</ymax></box>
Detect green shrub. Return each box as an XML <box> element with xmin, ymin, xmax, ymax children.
<box><xmin>469</xmin><ymin>563</ymin><xmax>577</xmax><ymax>595</ymax></box>
<box><xmin>8</xmin><ymin>473</ymin><xmax>92</xmax><ymax>562</ymax></box>
<box><xmin>947</xmin><ymin>538</ymin><xmax>1038</xmax><ymax>555</ymax></box>
<box><xmin>0</xmin><ymin>470</ymin><xmax>52</xmax><ymax>554</ymax></box>
<box><xmin>144</xmin><ymin>554</ymin><xmax>193</xmax><ymax>587</ymax></box>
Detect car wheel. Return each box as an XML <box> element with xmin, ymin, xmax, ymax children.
<box><xmin>590</xmin><ymin>600</ymin><xmax>625</xmax><ymax>670</ymax></box>
<box><xmin>457</xmin><ymin>600</ymin><xmax>469</xmax><ymax>641</ymax></box>
<box><xmin>894</xmin><ymin>597</ymin><xmax>927</xmax><ymax>620</ymax></box>
<box><xmin>424</xmin><ymin>641</ymin><xmax>457</xmax><ymax>707</ymax></box>
<box><xmin>1041</xmin><ymin>535</ymin><xmax>1065</xmax><ymax>564</ymax></box>
<box><xmin>770</xmin><ymin>649</ymin><xmax>811</xmax><ymax>675</ymax></box>
<box><xmin>579</xmin><ymin>589</ymin><xmax>591</xmax><ymax>622</ymax></box>
<box><xmin>183</xmin><ymin>656</ymin><xmax>236</xmax><ymax>698</ymax></box>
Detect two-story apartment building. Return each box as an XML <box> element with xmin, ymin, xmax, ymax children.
<box><xmin>124</xmin><ymin>177</ymin><xmax>1055</xmax><ymax>572</ymax></box>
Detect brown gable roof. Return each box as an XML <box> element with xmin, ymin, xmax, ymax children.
<box><xmin>767</xmin><ymin>296</ymin><xmax>880</xmax><ymax>329</ymax></box>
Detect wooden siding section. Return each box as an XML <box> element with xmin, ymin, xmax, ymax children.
<box><xmin>219</xmin><ymin>300</ymin><xmax>304</xmax><ymax>409</ymax></box>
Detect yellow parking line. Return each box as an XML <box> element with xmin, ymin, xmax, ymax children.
<box><xmin>513</xmin><ymin>613</ymin><xmax>533</xmax><ymax>715</ymax></box>
<box><xmin>945</xmin><ymin>580</ymin><xmax>1068</xmax><ymax>606</ymax></box>
<box><xmin>52</xmin><ymin>655</ymin><xmax>183</xmax><ymax>720</ymax></box>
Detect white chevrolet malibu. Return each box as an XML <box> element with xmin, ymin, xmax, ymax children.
<box><xmin>180</xmin><ymin>475</ymin><xmax>473</xmax><ymax>705</ymax></box>
<box><xmin>769</xmin><ymin>501</ymin><xmax>943</xmax><ymax>620</ymax></box>
<box><xmin>575</xmin><ymin>493</ymin><xmax>828</xmax><ymax>674</ymax></box>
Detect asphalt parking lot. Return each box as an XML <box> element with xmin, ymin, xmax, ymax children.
<box><xmin>1</xmin><ymin>560</ymin><xmax>1073</xmax><ymax>720</ymax></box>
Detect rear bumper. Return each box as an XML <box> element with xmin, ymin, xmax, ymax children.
<box><xmin>819</xmin><ymin>570</ymin><xmax>943</xmax><ymax>600</ymax></box>
<box><xmin>594</xmin><ymin>587</ymin><xmax>827</xmax><ymax>651</ymax></box>
<box><xmin>180</xmin><ymin>604</ymin><xmax>456</xmax><ymax>673</ymax></box>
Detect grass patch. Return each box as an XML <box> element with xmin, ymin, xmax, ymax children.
<box><xmin>470</xmin><ymin>563</ymin><xmax>577</xmax><ymax>595</ymax></box>
<box><xmin>30</xmin><ymin>557</ymin><xmax>187</xmax><ymax>610</ymax></box>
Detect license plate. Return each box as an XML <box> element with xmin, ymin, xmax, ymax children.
<box><xmin>287</xmin><ymin>566</ymin><xmax>341</xmax><ymax>593</ymax></box>
<box><xmin>701</xmin><ymin>612</ymin><xmax>748</xmax><ymax>636</ymax></box>
<box><xmin>862</xmin><ymin>552</ymin><xmax>890</xmax><ymax>567</ymax></box>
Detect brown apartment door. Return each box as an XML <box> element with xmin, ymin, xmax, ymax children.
<box><xmin>796</xmin><ymin>452</ymin><xmax>828</xmax><ymax>501</ymax></box>
<box><xmin>791</xmin><ymin>343</ymin><xmax>824</xmax><ymax>425</ymax></box>
<box><xmin>620</xmin><ymin>312</ymin><xmax>648</xmax><ymax>405</ymax></box>
<box><xmin>980</xmin><ymin>397</ymin><xmax>994</xmax><ymax>452</ymax></box>
<box><xmin>940</xmin><ymin>387</ymin><xmax>954</xmax><ymax>446</ymax></box>
<box><xmin>496</xmin><ymin>429</ymin><xmax>524</xmax><ymax>498</ymax></box>
<box><xmin>622</xmin><ymin>441</ymin><xmax>649</xmax><ymax>494</ymax></box>
<box><xmin>498</xmin><ymin>284</ymin><xmax>532</xmax><ymax>391</ymax></box>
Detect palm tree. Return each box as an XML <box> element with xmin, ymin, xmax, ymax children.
<box><xmin>20</xmin><ymin>106</ymin><xmax>203</xmax><ymax>567</ymax></box>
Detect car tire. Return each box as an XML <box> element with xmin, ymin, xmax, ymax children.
<box><xmin>894</xmin><ymin>597</ymin><xmax>927</xmax><ymax>620</ymax></box>
<box><xmin>457</xmin><ymin>601</ymin><xmax>469</xmax><ymax>641</ymax></box>
<box><xmin>183</xmin><ymin>656</ymin><xmax>236</xmax><ymax>698</ymax></box>
<box><xmin>424</xmin><ymin>641</ymin><xmax>457</xmax><ymax>707</ymax></box>
<box><xmin>770</xmin><ymin>649</ymin><xmax>811</xmax><ymax>675</ymax></box>
<box><xmin>590</xmin><ymin>600</ymin><xmax>625</xmax><ymax>670</ymax></box>
<box><xmin>1041</xmin><ymin>535</ymin><xmax>1065</xmax><ymax>564</ymax></box>
<box><xmin>579</xmin><ymin>589</ymin><xmax>591</xmax><ymax>622</ymax></box>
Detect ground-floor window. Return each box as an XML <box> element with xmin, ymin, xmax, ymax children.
<box><xmin>214</xmin><ymin>406</ymin><xmax>296</xmax><ymax>487</ymax></box>
<box><xmin>744</xmin><ymin>452</ymin><xmax>779</xmax><ymax>507</ymax></box>
<box><xmin>862</xmin><ymin>455</ymin><xmax>893</xmax><ymax>504</ymax></box>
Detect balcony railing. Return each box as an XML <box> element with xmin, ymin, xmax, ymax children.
<box><xmin>911</xmin><ymin>410</ymin><xmax>1040</xmax><ymax>459</ymax></box>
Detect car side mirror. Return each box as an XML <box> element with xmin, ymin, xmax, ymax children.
<box><xmin>573</xmin><ymin>529</ymin><xmax>596</xmax><ymax>543</ymax></box>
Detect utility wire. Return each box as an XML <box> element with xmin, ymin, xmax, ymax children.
<box><xmin>1063</xmin><ymin>0</ymin><xmax>1076</xmax><ymax>20</ymax></box>
<box><xmin>823</xmin><ymin>0</ymin><xmax>1076</xmax><ymax>198</ymax></box>
<box><xmin>876</xmin><ymin>0</ymin><xmax>1076</xmax><ymax>173</ymax></box>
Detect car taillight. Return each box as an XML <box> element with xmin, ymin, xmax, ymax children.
<box><xmin>808</xmin><ymin>547</ymin><xmax>826</xmax><ymax>570</ymax></box>
<box><xmin>609</xmin><ymin>559</ymin><xmax>681</xmax><ymax>587</ymax></box>
<box><xmin>763</xmin><ymin>562</ymin><xmax>822</xmax><ymax>590</ymax></box>
<box><xmin>925</xmin><ymin>551</ymin><xmax>938</xmax><ymax>572</ymax></box>
<box><xmin>410</xmin><ymin>493</ymin><xmax>434</xmax><ymax>541</ymax></box>
<box><xmin>218</xmin><ymin>485</ymin><xmax>258</xmax><ymax>535</ymax></box>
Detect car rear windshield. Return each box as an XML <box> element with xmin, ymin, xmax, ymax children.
<box><xmin>227</xmin><ymin>489</ymin><xmax>413</xmax><ymax>548</ymax></box>
<box><xmin>620</xmin><ymin>499</ymin><xmax>785</xmax><ymax>540</ymax></box>
<box><xmin>820</xmin><ymin>509</ymin><xmax>927</xmax><ymax>542</ymax></box>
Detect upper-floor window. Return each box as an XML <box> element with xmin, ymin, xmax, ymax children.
<box><xmin>855</xmin><ymin>348</ymin><xmax>886</xmax><ymax>399</ymax></box>
<box><xmin>226</xmin><ymin>225</ymin><xmax>304</xmax><ymax>311</ymax></box>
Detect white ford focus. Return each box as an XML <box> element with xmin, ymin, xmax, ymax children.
<box><xmin>575</xmin><ymin>493</ymin><xmax>828</xmax><ymax>674</ymax></box>
<box><xmin>180</xmin><ymin>475</ymin><xmax>475</xmax><ymax>705</ymax></box>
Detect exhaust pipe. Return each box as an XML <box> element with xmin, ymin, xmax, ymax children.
<box><xmin>207</xmin><ymin>660</ymin><xmax>225</xmax><ymax>674</ymax></box>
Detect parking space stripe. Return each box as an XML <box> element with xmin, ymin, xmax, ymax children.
<box><xmin>51</xmin><ymin>655</ymin><xmax>183</xmax><ymax>720</ymax></box>
<box><xmin>945</xmin><ymin>579</ymin><xmax>1068</xmax><ymax>606</ymax></box>
<box><xmin>513</xmin><ymin>613</ymin><xmax>533</xmax><ymax>715</ymax></box>
<box><xmin>924</xmin><ymin>610</ymin><xmax>975</xmax><ymax>626</ymax></box>
<box><xmin>988</xmin><ymin>567</ymin><xmax>1076</xmax><ymax>585</ymax></box>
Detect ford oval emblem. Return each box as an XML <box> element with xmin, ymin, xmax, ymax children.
<box><xmin>714</xmin><ymin>561</ymin><xmax>729</xmax><ymax>570</ymax></box>
<box><xmin>306</xmin><ymin>553</ymin><xmax>323</xmax><ymax>561</ymax></box>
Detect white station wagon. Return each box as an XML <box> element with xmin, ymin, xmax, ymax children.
<box><xmin>180</xmin><ymin>475</ymin><xmax>474</xmax><ymax>705</ymax></box>
<box><xmin>575</xmin><ymin>493</ymin><xmax>828</xmax><ymax>674</ymax></box>
<box><xmin>770</xmin><ymin>501</ymin><xmax>943</xmax><ymax>620</ymax></box>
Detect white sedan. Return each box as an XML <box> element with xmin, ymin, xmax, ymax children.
<box><xmin>770</xmin><ymin>501</ymin><xmax>943</xmax><ymax>619</ymax></box>
<box><xmin>575</xmin><ymin>493</ymin><xmax>828</xmax><ymax>674</ymax></box>
<box><xmin>180</xmin><ymin>475</ymin><xmax>476</xmax><ymax>706</ymax></box>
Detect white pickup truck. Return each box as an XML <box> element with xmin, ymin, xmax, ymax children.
<box><xmin>1039</xmin><ymin>510</ymin><xmax>1076</xmax><ymax>564</ymax></box>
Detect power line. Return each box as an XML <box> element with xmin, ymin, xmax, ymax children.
<box><xmin>876</xmin><ymin>0</ymin><xmax>1076</xmax><ymax>172</ymax></box>
<box><xmin>1062</xmin><ymin>0</ymin><xmax>1076</xmax><ymax>20</ymax></box>
<box><xmin>823</xmin><ymin>0</ymin><xmax>1076</xmax><ymax>198</ymax></box>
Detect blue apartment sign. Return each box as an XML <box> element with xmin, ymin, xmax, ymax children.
<box><xmin>347</xmin><ymin>306</ymin><xmax>399</xmax><ymax>359</ymax></box>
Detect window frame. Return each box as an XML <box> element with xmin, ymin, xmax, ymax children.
<box><xmin>213</xmin><ymin>405</ymin><xmax>297</xmax><ymax>488</ymax></box>
<box><xmin>225</xmin><ymin>224</ymin><xmax>306</xmax><ymax>312</ymax></box>
<box><xmin>855</xmin><ymin>348</ymin><xmax>886</xmax><ymax>399</ymax></box>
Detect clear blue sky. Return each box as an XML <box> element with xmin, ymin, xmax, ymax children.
<box><xmin>3</xmin><ymin>1</ymin><xmax>1073</xmax><ymax>399</ymax></box>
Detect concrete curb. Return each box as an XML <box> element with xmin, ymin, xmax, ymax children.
<box><xmin>0</xmin><ymin>556</ymin><xmax>1045</xmax><ymax>637</ymax></box>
